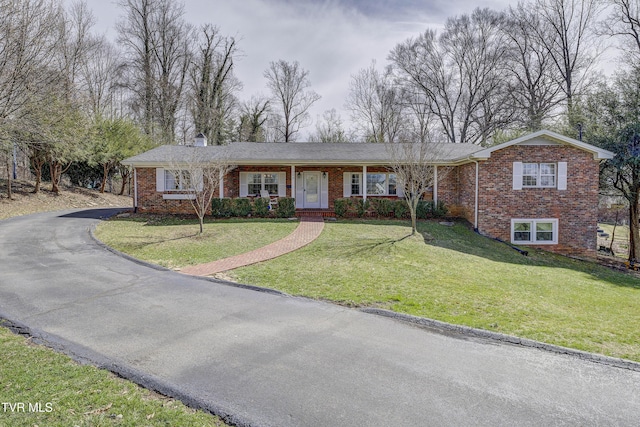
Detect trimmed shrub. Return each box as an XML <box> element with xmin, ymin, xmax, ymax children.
<box><xmin>416</xmin><ymin>201</ymin><xmax>431</xmax><ymax>219</ymax></box>
<box><xmin>433</xmin><ymin>200</ymin><xmax>448</xmax><ymax>218</ymax></box>
<box><xmin>211</xmin><ymin>198</ymin><xmax>234</xmax><ymax>218</ymax></box>
<box><xmin>415</xmin><ymin>200</ymin><xmax>448</xmax><ymax>219</ymax></box>
<box><xmin>355</xmin><ymin>199</ymin><xmax>370</xmax><ymax>217</ymax></box>
<box><xmin>393</xmin><ymin>200</ymin><xmax>409</xmax><ymax>219</ymax></box>
<box><xmin>334</xmin><ymin>198</ymin><xmax>348</xmax><ymax>217</ymax></box>
<box><xmin>370</xmin><ymin>198</ymin><xmax>394</xmax><ymax>217</ymax></box>
<box><xmin>232</xmin><ymin>198</ymin><xmax>253</xmax><ymax>217</ymax></box>
<box><xmin>276</xmin><ymin>197</ymin><xmax>296</xmax><ymax>218</ymax></box>
<box><xmin>253</xmin><ymin>197</ymin><xmax>270</xmax><ymax>217</ymax></box>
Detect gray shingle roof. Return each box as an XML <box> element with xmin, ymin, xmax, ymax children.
<box><xmin>122</xmin><ymin>141</ymin><xmax>483</xmax><ymax>167</ymax></box>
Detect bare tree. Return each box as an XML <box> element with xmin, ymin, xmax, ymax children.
<box><xmin>532</xmin><ymin>0</ymin><xmax>602</xmax><ymax>122</ymax></box>
<box><xmin>264</xmin><ymin>60</ymin><xmax>321</xmax><ymax>142</ymax></box>
<box><xmin>81</xmin><ymin>38</ymin><xmax>125</xmax><ymax>120</ymax></box>
<box><xmin>346</xmin><ymin>61</ymin><xmax>405</xmax><ymax>143</ymax></box>
<box><xmin>117</xmin><ymin>0</ymin><xmax>155</xmax><ymax>135</ymax></box>
<box><xmin>308</xmin><ymin>109</ymin><xmax>351</xmax><ymax>143</ymax></box>
<box><xmin>237</xmin><ymin>96</ymin><xmax>270</xmax><ymax>142</ymax></box>
<box><xmin>390</xmin><ymin>8</ymin><xmax>510</xmax><ymax>145</ymax></box>
<box><xmin>117</xmin><ymin>0</ymin><xmax>192</xmax><ymax>143</ymax></box>
<box><xmin>190</xmin><ymin>24</ymin><xmax>241</xmax><ymax>145</ymax></box>
<box><xmin>503</xmin><ymin>4</ymin><xmax>565</xmax><ymax>131</ymax></box>
<box><xmin>55</xmin><ymin>1</ymin><xmax>99</xmax><ymax>102</ymax></box>
<box><xmin>0</xmin><ymin>0</ymin><xmax>60</xmax><ymax>198</ymax></box>
<box><xmin>387</xmin><ymin>141</ymin><xmax>452</xmax><ymax>235</ymax></box>
<box><xmin>167</xmin><ymin>147</ymin><xmax>233</xmax><ymax>234</ymax></box>
<box><xmin>401</xmin><ymin>89</ymin><xmax>439</xmax><ymax>144</ymax></box>
<box><xmin>602</xmin><ymin>0</ymin><xmax>640</xmax><ymax>61</ymax></box>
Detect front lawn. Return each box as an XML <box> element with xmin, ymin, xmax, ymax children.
<box><xmin>231</xmin><ymin>220</ymin><xmax>640</xmax><ymax>361</ymax></box>
<box><xmin>95</xmin><ymin>217</ymin><xmax>299</xmax><ymax>269</ymax></box>
<box><xmin>96</xmin><ymin>217</ymin><xmax>640</xmax><ymax>362</ymax></box>
<box><xmin>0</xmin><ymin>325</ymin><xmax>227</xmax><ymax>427</ymax></box>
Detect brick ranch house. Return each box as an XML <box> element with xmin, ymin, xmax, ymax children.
<box><xmin>122</xmin><ymin>130</ymin><xmax>614</xmax><ymax>258</ymax></box>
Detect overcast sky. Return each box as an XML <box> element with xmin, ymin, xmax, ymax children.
<box><xmin>89</xmin><ymin>0</ymin><xmax>512</xmax><ymax>139</ymax></box>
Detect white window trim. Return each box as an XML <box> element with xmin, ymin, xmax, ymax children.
<box><xmin>522</xmin><ymin>162</ymin><xmax>557</xmax><ymax>188</ymax></box>
<box><xmin>513</xmin><ymin>162</ymin><xmax>567</xmax><ymax>190</ymax></box>
<box><xmin>240</xmin><ymin>172</ymin><xmax>286</xmax><ymax>197</ymax></box>
<box><xmin>511</xmin><ymin>218</ymin><xmax>559</xmax><ymax>245</ymax></box>
<box><xmin>164</xmin><ymin>169</ymin><xmax>193</xmax><ymax>192</ymax></box>
<box><xmin>351</xmin><ymin>172</ymin><xmax>362</xmax><ymax>196</ymax></box>
<box><xmin>346</xmin><ymin>172</ymin><xmax>398</xmax><ymax>196</ymax></box>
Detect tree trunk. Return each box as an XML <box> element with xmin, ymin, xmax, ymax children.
<box><xmin>100</xmin><ymin>163</ymin><xmax>111</xmax><ymax>194</ymax></box>
<box><xmin>32</xmin><ymin>160</ymin><xmax>43</xmax><ymax>194</ymax></box>
<box><xmin>51</xmin><ymin>163</ymin><xmax>60</xmax><ymax>194</ymax></box>
<box><xmin>609</xmin><ymin>209</ymin><xmax>619</xmax><ymax>254</ymax></box>
<box><xmin>5</xmin><ymin>153</ymin><xmax>12</xmax><ymax>200</ymax></box>
<box><xmin>630</xmin><ymin>195</ymin><xmax>640</xmax><ymax>261</ymax></box>
<box><xmin>119</xmin><ymin>168</ymin><xmax>130</xmax><ymax>195</ymax></box>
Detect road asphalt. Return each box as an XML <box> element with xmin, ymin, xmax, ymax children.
<box><xmin>0</xmin><ymin>208</ymin><xmax>639</xmax><ymax>426</ymax></box>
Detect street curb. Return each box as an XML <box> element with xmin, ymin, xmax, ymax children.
<box><xmin>360</xmin><ymin>307</ymin><xmax>640</xmax><ymax>372</ymax></box>
<box><xmin>0</xmin><ymin>313</ymin><xmax>261</xmax><ymax>427</ymax></box>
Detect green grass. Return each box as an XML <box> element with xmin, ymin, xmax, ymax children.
<box><xmin>226</xmin><ymin>220</ymin><xmax>640</xmax><ymax>362</ymax></box>
<box><xmin>95</xmin><ymin>217</ymin><xmax>299</xmax><ymax>269</ymax></box>
<box><xmin>0</xmin><ymin>325</ymin><xmax>227</xmax><ymax>427</ymax></box>
<box><xmin>94</xmin><ymin>217</ymin><xmax>640</xmax><ymax>361</ymax></box>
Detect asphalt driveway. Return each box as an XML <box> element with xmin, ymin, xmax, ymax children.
<box><xmin>1</xmin><ymin>208</ymin><xmax>639</xmax><ymax>426</ymax></box>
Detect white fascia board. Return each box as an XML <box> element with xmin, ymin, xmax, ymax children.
<box><xmin>469</xmin><ymin>130</ymin><xmax>615</xmax><ymax>160</ymax></box>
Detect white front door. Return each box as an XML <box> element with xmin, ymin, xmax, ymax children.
<box><xmin>303</xmin><ymin>172</ymin><xmax>321</xmax><ymax>209</ymax></box>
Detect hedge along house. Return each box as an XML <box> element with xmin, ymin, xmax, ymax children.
<box><xmin>122</xmin><ymin>130</ymin><xmax>614</xmax><ymax>258</ymax></box>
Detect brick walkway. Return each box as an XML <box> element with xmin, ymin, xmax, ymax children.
<box><xmin>180</xmin><ymin>217</ymin><xmax>324</xmax><ymax>276</ymax></box>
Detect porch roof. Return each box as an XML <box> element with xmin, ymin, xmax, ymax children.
<box><xmin>121</xmin><ymin>130</ymin><xmax>615</xmax><ymax>168</ymax></box>
<box><xmin>122</xmin><ymin>141</ymin><xmax>482</xmax><ymax>167</ymax></box>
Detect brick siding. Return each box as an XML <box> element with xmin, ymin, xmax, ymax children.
<box><xmin>134</xmin><ymin>144</ymin><xmax>600</xmax><ymax>257</ymax></box>
<box><xmin>461</xmin><ymin>145</ymin><xmax>599</xmax><ymax>258</ymax></box>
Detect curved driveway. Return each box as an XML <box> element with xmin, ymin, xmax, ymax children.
<box><xmin>1</xmin><ymin>208</ymin><xmax>639</xmax><ymax>426</ymax></box>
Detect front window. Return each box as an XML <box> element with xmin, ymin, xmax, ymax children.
<box><xmin>540</xmin><ymin>163</ymin><xmax>556</xmax><ymax>187</ymax></box>
<box><xmin>263</xmin><ymin>173</ymin><xmax>278</xmax><ymax>195</ymax></box>
<box><xmin>248</xmin><ymin>173</ymin><xmax>262</xmax><ymax>195</ymax></box>
<box><xmin>535</xmin><ymin>222</ymin><xmax>554</xmax><ymax>241</ymax></box>
<box><xmin>165</xmin><ymin>170</ymin><xmax>191</xmax><ymax>191</ymax></box>
<box><xmin>346</xmin><ymin>172</ymin><xmax>398</xmax><ymax>197</ymax></box>
<box><xmin>244</xmin><ymin>172</ymin><xmax>279</xmax><ymax>196</ymax></box>
<box><xmin>367</xmin><ymin>174</ymin><xmax>387</xmax><ymax>195</ymax></box>
<box><xmin>522</xmin><ymin>163</ymin><xmax>556</xmax><ymax>188</ymax></box>
<box><xmin>512</xmin><ymin>219</ymin><xmax>558</xmax><ymax>245</ymax></box>
<box><xmin>351</xmin><ymin>173</ymin><xmax>361</xmax><ymax>196</ymax></box>
<box><xmin>513</xmin><ymin>222</ymin><xmax>531</xmax><ymax>242</ymax></box>
<box><xmin>388</xmin><ymin>174</ymin><xmax>397</xmax><ymax>195</ymax></box>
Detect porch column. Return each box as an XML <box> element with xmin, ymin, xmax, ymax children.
<box><xmin>219</xmin><ymin>170</ymin><xmax>224</xmax><ymax>199</ymax></box>
<box><xmin>362</xmin><ymin>165</ymin><xmax>367</xmax><ymax>202</ymax></box>
<box><xmin>291</xmin><ymin>165</ymin><xmax>296</xmax><ymax>199</ymax></box>
<box><xmin>433</xmin><ymin>165</ymin><xmax>438</xmax><ymax>204</ymax></box>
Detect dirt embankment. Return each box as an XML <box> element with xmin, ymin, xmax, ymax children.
<box><xmin>0</xmin><ymin>180</ymin><xmax>132</xmax><ymax>220</ymax></box>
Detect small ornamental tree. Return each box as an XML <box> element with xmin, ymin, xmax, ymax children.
<box><xmin>387</xmin><ymin>141</ymin><xmax>451</xmax><ymax>235</ymax></box>
<box><xmin>168</xmin><ymin>146</ymin><xmax>233</xmax><ymax>234</ymax></box>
